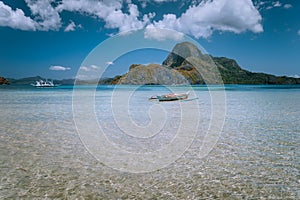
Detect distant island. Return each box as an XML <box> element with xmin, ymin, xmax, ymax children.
<box><xmin>103</xmin><ymin>42</ymin><xmax>300</xmax><ymax>85</ymax></box>
<box><xmin>2</xmin><ymin>42</ymin><xmax>300</xmax><ymax>85</ymax></box>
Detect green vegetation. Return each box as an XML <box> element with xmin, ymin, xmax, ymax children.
<box><xmin>214</xmin><ymin>57</ymin><xmax>300</xmax><ymax>84</ymax></box>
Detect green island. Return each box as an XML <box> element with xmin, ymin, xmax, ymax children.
<box><xmin>102</xmin><ymin>42</ymin><xmax>300</xmax><ymax>85</ymax></box>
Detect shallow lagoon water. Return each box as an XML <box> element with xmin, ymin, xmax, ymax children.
<box><xmin>0</xmin><ymin>85</ymin><xmax>299</xmax><ymax>199</ymax></box>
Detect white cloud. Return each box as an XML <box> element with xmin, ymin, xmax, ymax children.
<box><xmin>256</xmin><ymin>1</ymin><xmax>266</xmax><ymax>7</ymax></box>
<box><xmin>144</xmin><ymin>26</ymin><xmax>184</xmax><ymax>41</ymax></box>
<box><xmin>273</xmin><ymin>1</ymin><xmax>281</xmax><ymax>7</ymax></box>
<box><xmin>106</xmin><ymin>61</ymin><xmax>114</xmax><ymax>65</ymax></box>
<box><xmin>147</xmin><ymin>0</ymin><xmax>263</xmax><ymax>39</ymax></box>
<box><xmin>57</xmin><ymin>0</ymin><xmax>151</xmax><ymax>33</ymax></box>
<box><xmin>284</xmin><ymin>4</ymin><xmax>292</xmax><ymax>9</ymax></box>
<box><xmin>91</xmin><ymin>65</ymin><xmax>99</xmax><ymax>69</ymax></box>
<box><xmin>0</xmin><ymin>0</ymin><xmax>263</xmax><ymax>39</ymax></box>
<box><xmin>292</xmin><ymin>74</ymin><xmax>299</xmax><ymax>78</ymax></box>
<box><xmin>56</xmin><ymin>0</ymin><xmax>123</xmax><ymax>18</ymax></box>
<box><xmin>104</xmin><ymin>4</ymin><xmax>145</xmax><ymax>32</ymax></box>
<box><xmin>81</xmin><ymin>65</ymin><xmax>100</xmax><ymax>72</ymax></box>
<box><xmin>141</xmin><ymin>1</ymin><xmax>147</xmax><ymax>8</ymax></box>
<box><xmin>298</xmin><ymin>30</ymin><xmax>300</xmax><ymax>36</ymax></box>
<box><xmin>0</xmin><ymin>1</ymin><xmax>36</xmax><ymax>30</ymax></box>
<box><xmin>152</xmin><ymin>0</ymin><xmax>177</xmax><ymax>2</ymax></box>
<box><xmin>25</xmin><ymin>0</ymin><xmax>61</xmax><ymax>31</ymax></box>
<box><xmin>64</xmin><ymin>21</ymin><xmax>77</xmax><ymax>32</ymax></box>
<box><xmin>49</xmin><ymin>65</ymin><xmax>71</xmax><ymax>71</ymax></box>
<box><xmin>139</xmin><ymin>0</ymin><xmax>177</xmax><ymax>7</ymax></box>
<box><xmin>0</xmin><ymin>0</ymin><xmax>148</xmax><ymax>32</ymax></box>
<box><xmin>0</xmin><ymin>0</ymin><xmax>61</xmax><ymax>31</ymax></box>
<box><xmin>265</xmin><ymin>1</ymin><xmax>287</xmax><ymax>10</ymax></box>
<box><xmin>81</xmin><ymin>66</ymin><xmax>89</xmax><ymax>71</ymax></box>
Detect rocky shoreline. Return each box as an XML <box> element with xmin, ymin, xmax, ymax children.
<box><xmin>0</xmin><ymin>76</ymin><xmax>9</xmax><ymax>85</ymax></box>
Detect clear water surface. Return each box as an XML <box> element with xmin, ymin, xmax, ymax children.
<box><xmin>0</xmin><ymin>85</ymin><xmax>299</xmax><ymax>199</ymax></box>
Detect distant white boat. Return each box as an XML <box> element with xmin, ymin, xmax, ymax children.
<box><xmin>31</xmin><ymin>79</ymin><xmax>60</xmax><ymax>88</ymax></box>
<box><xmin>149</xmin><ymin>92</ymin><xmax>189</xmax><ymax>101</ymax></box>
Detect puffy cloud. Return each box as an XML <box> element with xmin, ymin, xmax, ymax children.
<box><xmin>64</xmin><ymin>21</ymin><xmax>77</xmax><ymax>32</ymax></box>
<box><xmin>0</xmin><ymin>0</ymin><xmax>263</xmax><ymax>39</ymax></box>
<box><xmin>264</xmin><ymin>1</ymin><xmax>282</xmax><ymax>9</ymax></box>
<box><xmin>265</xmin><ymin>1</ymin><xmax>288</xmax><ymax>10</ymax></box>
<box><xmin>283</xmin><ymin>4</ymin><xmax>292</xmax><ymax>9</ymax></box>
<box><xmin>104</xmin><ymin>4</ymin><xmax>145</xmax><ymax>32</ymax></box>
<box><xmin>25</xmin><ymin>0</ymin><xmax>61</xmax><ymax>31</ymax></box>
<box><xmin>292</xmin><ymin>74</ymin><xmax>299</xmax><ymax>78</ymax></box>
<box><xmin>0</xmin><ymin>1</ymin><xmax>36</xmax><ymax>30</ymax></box>
<box><xmin>298</xmin><ymin>30</ymin><xmax>300</xmax><ymax>36</ymax></box>
<box><xmin>0</xmin><ymin>0</ymin><xmax>148</xmax><ymax>32</ymax></box>
<box><xmin>57</xmin><ymin>0</ymin><xmax>150</xmax><ymax>33</ymax></box>
<box><xmin>273</xmin><ymin>1</ymin><xmax>281</xmax><ymax>7</ymax></box>
<box><xmin>106</xmin><ymin>61</ymin><xmax>114</xmax><ymax>65</ymax></box>
<box><xmin>144</xmin><ymin>26</ymin><xmax>184</xmax><ymax>41</ymax></box>
<box><xmin>0</xmin><ymin>0</ymin><xmax>61</xmax><ymax>31</ymax></box>
<box><xmin>56</xmin><ymin>0</ymin><xmax>123</xmax><ymax>18</ymax></box>
<box><xmin>139</xmin><ymin>0</ymin><xmax>177</xmax><ymax>7</ymax></box>
<box><xmin>147</xmin><ymin>0</ymin><xmax>263</xmax><ymax>38</ymax></box>
<box><xmin>91</xmin><ymin>65</ymin><xmax>99</xmax><ymax>69</ymax></box>
<box><xmin>49</xmin><ymin>65</ymin><xmax>71</xmax><ymax>71</ymax></box>
<box><xmin>80</xmin><ymin>66</ymin><xmax>89</xmax><ymax>71</ymax></box>
<box><xmin>151</xmin><ymin>0</ymin><xmax>177</xmax><ymax>2</ymax></box>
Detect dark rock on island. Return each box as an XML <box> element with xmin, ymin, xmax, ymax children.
<box><xmin>0</xmin><ymin>76</ymin><xmax>10</xmax><ymax>85</ymax></box>
<box><xmin>114</xmin><ymin>63</ymin><xmax>189</xmax><ymax>85</ymax></box>
<box><xmin>108</xmin><ymin>42</ymin><xmax>300</xmax><ymax>85</ymax></box>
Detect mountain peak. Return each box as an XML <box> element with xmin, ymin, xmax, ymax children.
<box><xmin>162</xmin><ymin>42</ymin><xmax>204</xmax><ymax>68</ymax></box>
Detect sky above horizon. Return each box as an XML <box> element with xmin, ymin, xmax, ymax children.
<box><xmin>0</xmin><ymin>0</ymin><xmax>299</xmax><ymax>79</ymax></box>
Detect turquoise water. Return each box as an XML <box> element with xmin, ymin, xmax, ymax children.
<box><xmin>0</xmin><ymin>85</ymin><xmax>299</xmax><ymax>199</ymax></box>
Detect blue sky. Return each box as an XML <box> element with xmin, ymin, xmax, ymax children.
<box><xmin>0</xmin><ymin>0</ymin><xmax>299</xmax><ymax>79</ymax></box>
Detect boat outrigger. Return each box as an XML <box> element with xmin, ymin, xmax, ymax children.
<box><xmin>31</xmin><ymin>79</ymin><xmax>60</xmax><ymax>88</ymax></box>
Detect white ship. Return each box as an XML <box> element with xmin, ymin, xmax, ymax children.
<box><xmin>31</xmin><ymin>79</ymin><xmax>60</xmax><ymax>88</ymax></box>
